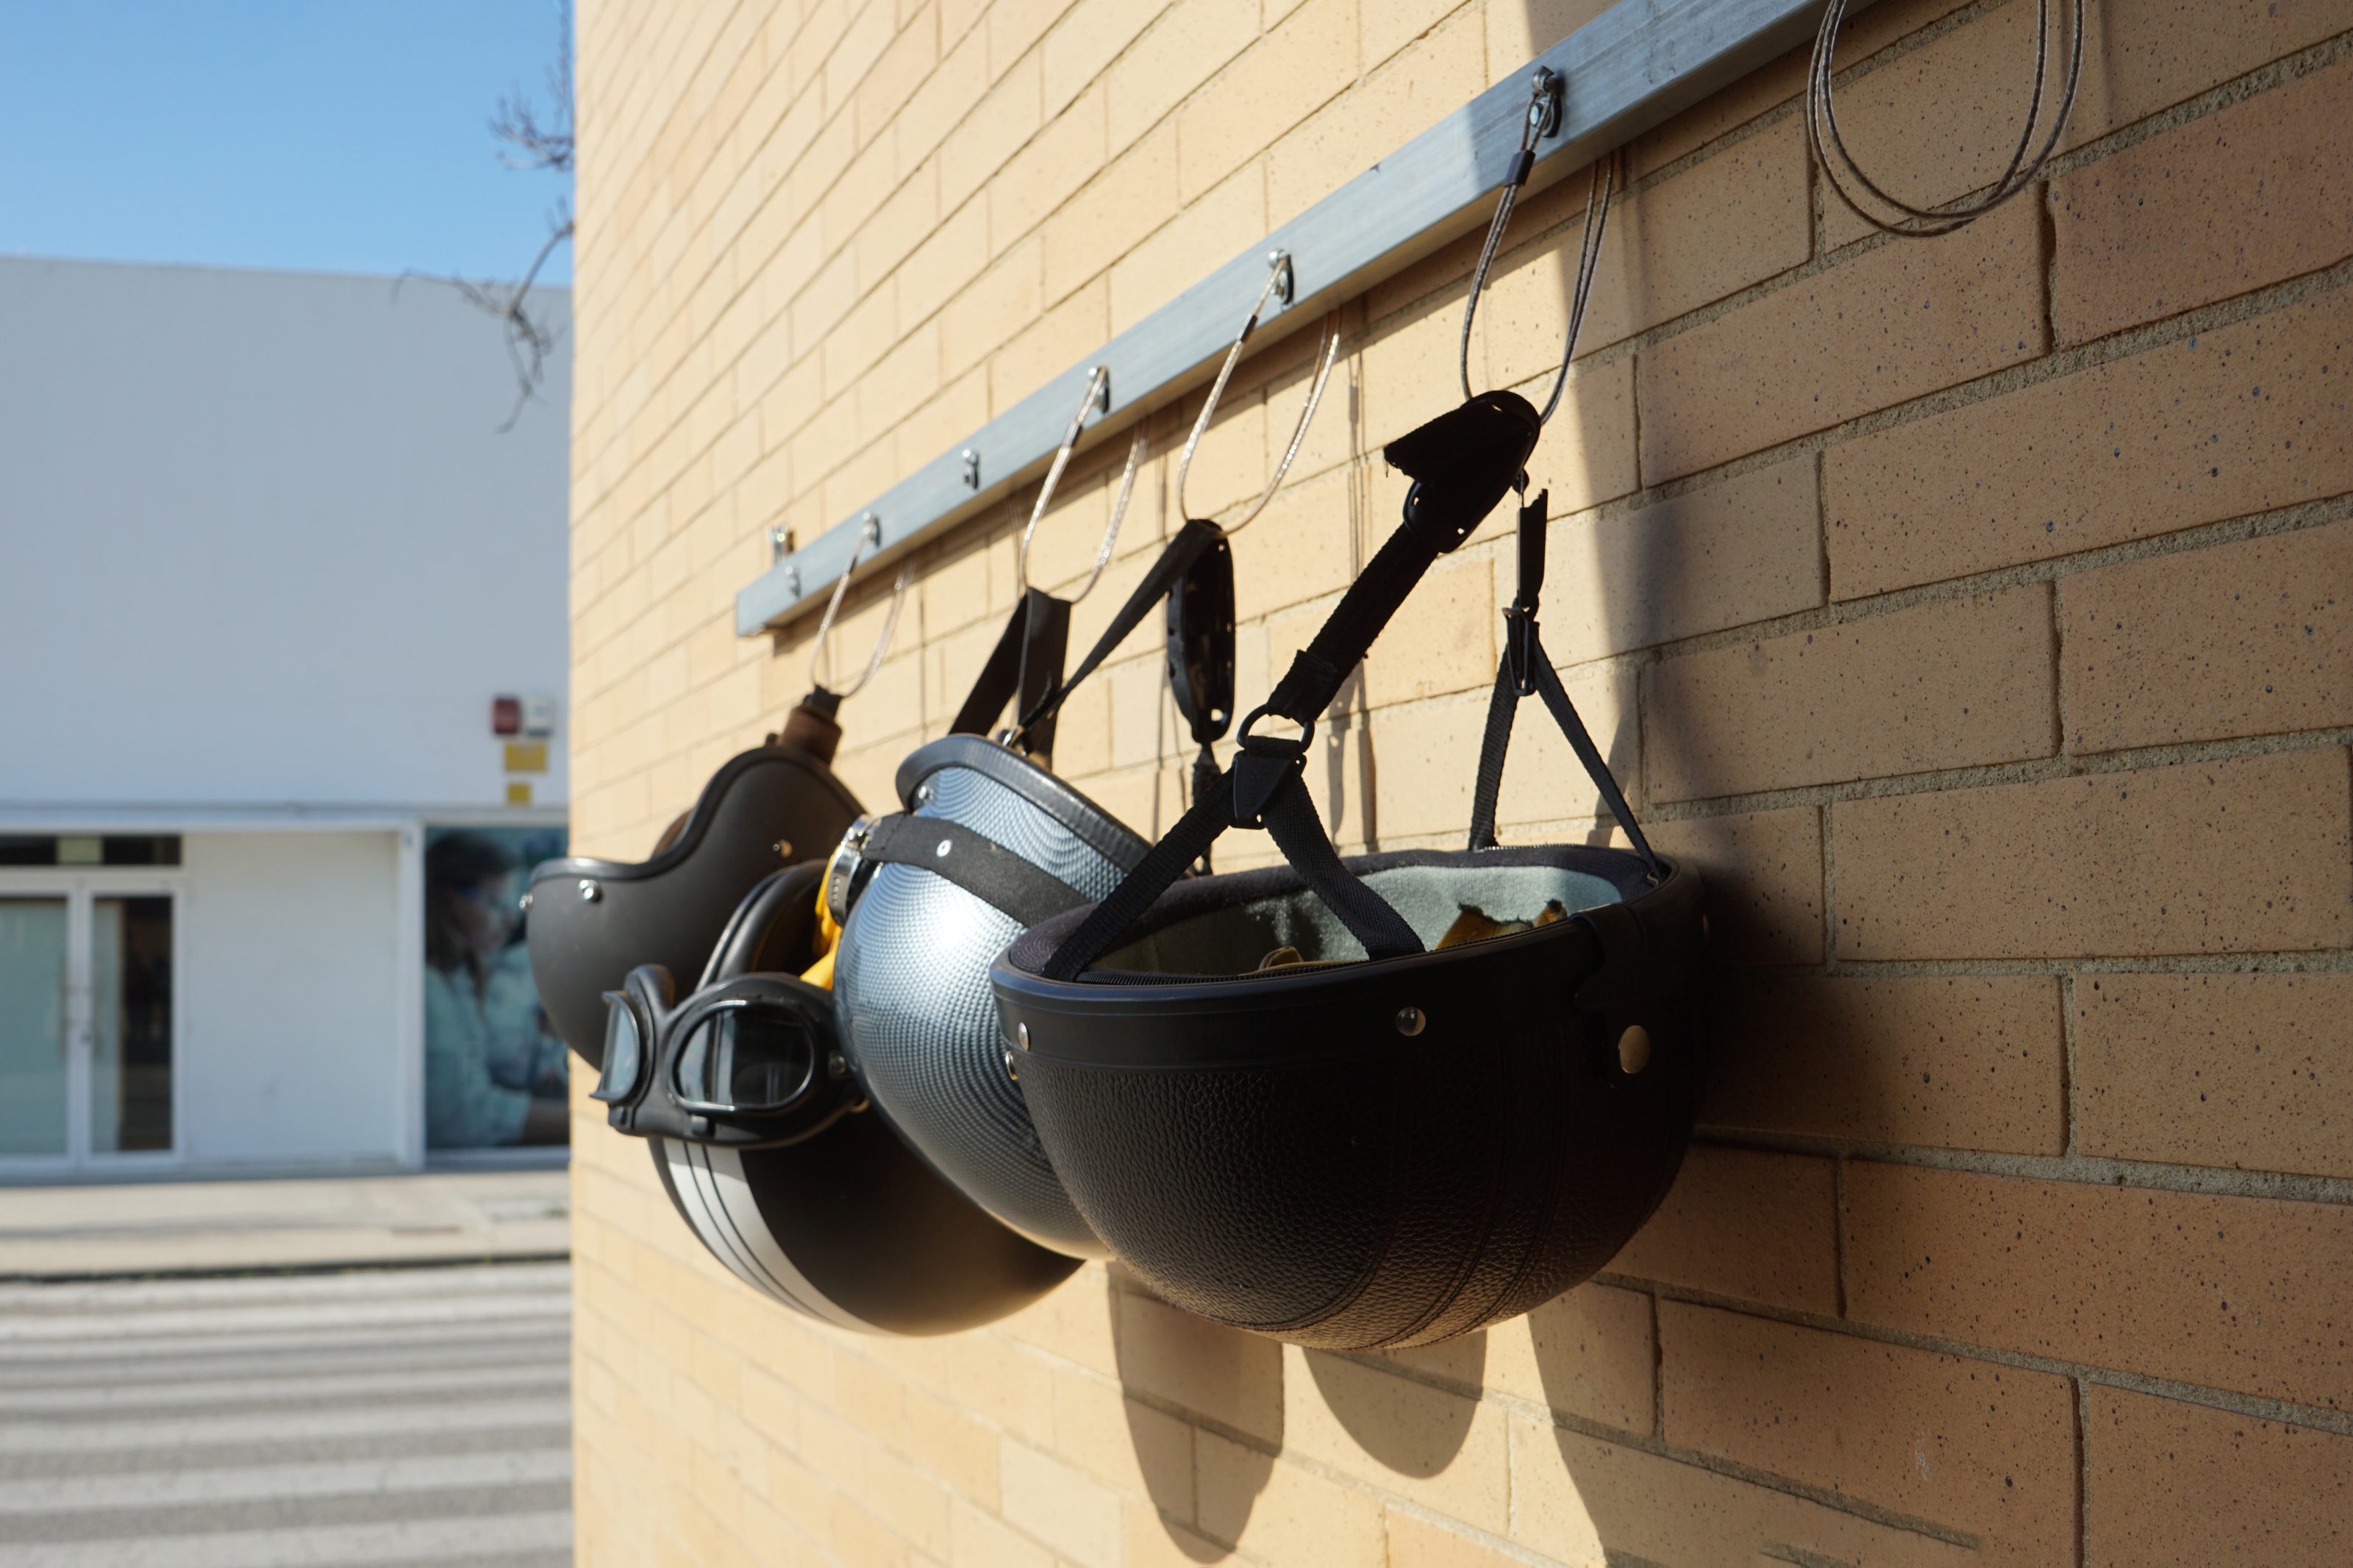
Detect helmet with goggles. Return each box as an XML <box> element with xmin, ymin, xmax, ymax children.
<box><xmin>593</xmin><ymin>860</ymin><xmax>1079</xmax><ymax>1333</ymax></box>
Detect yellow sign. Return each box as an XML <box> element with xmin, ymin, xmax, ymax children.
<box><xmin>503</xmin><ymin>742</ymin><xmax>549</xmax><ymax>773</ymax></box>
<box><xmin>506</xmin><ymin>781</ymin><xmax>534</xmax><ymax>806</ymax></box>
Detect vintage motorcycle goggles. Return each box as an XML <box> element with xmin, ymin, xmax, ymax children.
<box><xmin>592</xmin><ymin>964</ymin><xmax>857</xmax><ymax>1149</ymax></box>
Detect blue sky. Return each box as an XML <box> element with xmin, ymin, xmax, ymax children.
<box><xmin>1</xmin><ymin>1</ymin><xmax>574</xmax><ymax>283</ymax></box>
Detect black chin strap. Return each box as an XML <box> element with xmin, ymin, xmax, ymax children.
<box><xmin>949</xmin><ymin>589</ymin><xmax>1072</xmax><ymax>759</ymax></box>
<box><xmin>1011</xmin><ymin>518</ymin><xmax>1231</xmax><ymax>745</ymax></box>
<box><xmin>1041</xmin><ymin>392</ymin><xmax>1543</xmax><ymax>981</ymax></box>
<box><xmin>1466</xmin><ymin>492</ymin><xmax>1660</xmax><ymax>876</ymax></box>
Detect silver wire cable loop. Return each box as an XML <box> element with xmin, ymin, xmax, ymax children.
<box><xmin>1807</xmin><ymin>0</ymin><xmax>2082</xmax><ymax>238</ymax></box>
<box><xmin>1175</xmin><ymin>252</ymin><xmax>1342</xmax><ymax>536</ymax></box>
<box><xmin>1244</xmin><ymin>312</ymin><xmax>1343</xmax><ymax>534</ymax></box>
<box><xmin>807</xmin><ymin>515</ymin><xmax>911</xmax><ymax>700</ymax></box>
<box><xmin>1016</xmin><ymin>365</ymin><xmax>1126</xmax><ymax>602</ymax></box>
<box><xmin>1457</xmin><ymin>68</ymin><xmax>1614</xmax><ymax>428</ymax></box>
<box><xmin>1074</xmin><ymin>426</ymin><xmax>1149</xmax><ymax>602</ymax></box>
<box><xmin>1460</xmin><ymin>69</ymin><xmax>1557</xmax><ymax>405</ymax></box>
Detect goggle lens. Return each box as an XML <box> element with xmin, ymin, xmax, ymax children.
<box><xmin>676</xmin><ymin>1007</ymin><xmax>817</xmax><ymax>1113</ymax></box>
<box><xmin>590</xmin><ymin>997</ymin><xmax>645</xmax><ymax>1103</ymax></box>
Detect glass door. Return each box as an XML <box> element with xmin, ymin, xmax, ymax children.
<box><xmin>0</xmin><ymin>896</ymin><xmax>71</xmax><ymax>1159</ymax></box>
<box><xmin>0</xmin><ymin>881</ymin><xmax>176</xmax><ymax>1170</ymax></box>
<box><xmin>90</xmin><ymin>894</ymin><xmax>175</xmax><ymax>1156</ymax></box>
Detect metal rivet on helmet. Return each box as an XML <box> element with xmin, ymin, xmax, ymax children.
<box><xmin>1395</xmin><ymin>1006</ymin><xmax>1427</xmax><ymax>1037</ymax></box>
<box><xmin>578</xmin><ymin>879</ymin><xmax>601</xmax><ymax>903</ymax></box>
<box><xmin>1617</xmin><ymin>1024</ymin><xmax>1652</xmax><ymax>1075</ymax></box>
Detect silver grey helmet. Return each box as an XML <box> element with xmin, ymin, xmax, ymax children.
<box><xmin>829</xmin><ymin>735</ymin><xmax>1147</xmax><ymax>1256</ymax></box>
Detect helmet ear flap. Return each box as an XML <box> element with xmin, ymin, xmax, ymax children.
<box><xmin>700</xmin><ymin>862</ymin><xmax>829</xmax><ymax>987</ymax></box>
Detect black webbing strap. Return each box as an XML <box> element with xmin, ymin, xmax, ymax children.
<box><xmin>1188</xmin><ymin>742</ymin><xmax>1221</xmax><ymax>874</ymax></box>
<box><xmin>1263</xmin><ymin>523</ymin><xmax>1442</xmax><ymax>726</ymax></box>
<box><xmin>862</xmin><ymin>812</ymin><xmax>1088</xmax><ymax>929</ymax></box>
<box><xmin>949</xmin><ymin>589</ymin><xmax>1071</xmax><ymax>758</ymax></box>
<box><xmin>1530</xmin><ymin>650</ymin><xmax>1659</xmax><ymax>873</ymax></box>
<box><xmin>1013</xmin><ymin>518</ymin><xmax>1227</xmax><ymax>741</ymax></box>
<box><xmin>1045</xmin><ymin>521</ymin><xmax>1454</xmax><ymax>976</ymax></box>
<box><xmin>1258</xmin><ymin>391</ymin><xmax>1540</xmax><ymax>728</ymax></box>
<box><xmin>1260</xmin><ymin>773</ymin><xmax>1420</xmax><ymax>957</ymax></box>
<box><xmin>1037</xmin><ymin>763</ymin><xmax>1418</xmax><ymax>978</ymax></box>
<box><xmin>1465</xmin><ymin>656</ymin><xmax>1521</xmax><ymax>853</ymax></box>
<box><xmin>1040</xmin><ymin>393</ymin><xmax>1543</xmax><ymax>981</ymax></box>
<box><xmin>1465</xmin><ymin>491</ymin><xmax>1660</xmax><ymax>875</ymax></box>
<box><xmin>1041</xmin><ymin>790</ymin><xmax>1227</xmax><ymax>976</ymax></box>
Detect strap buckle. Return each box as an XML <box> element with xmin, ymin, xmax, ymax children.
<box><xmin>1230</xmin><ymin>704</ymin><xmax>1313</xmax><ymax>828</ymax></box>
<box><xmin>1504</xmin><ymin>486</ymin><xmax>1548</xmax><ymax>695</ymax></box>
<box><xmin>1504</xmin><ymin>606</ymin><xmax>1540</xmax><ymax>697</ymax></box>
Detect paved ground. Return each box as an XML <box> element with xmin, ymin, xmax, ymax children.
<box><xmin>0</xmin><ymin>1170</ymin><xmax>570</xmax><ymax>1280</ymax></box>
<box><xmin>0</xmin><ymin>1261</ymin><xmax>574</xmax><ymax>1568</ymax></box>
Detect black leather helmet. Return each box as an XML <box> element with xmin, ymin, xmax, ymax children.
<box><xmin>990</xmin><ymin>393</ymin><xmax>1708</xmax><ymax>1349</ymax></box>
<box><xmin>525</xmin><ymin>695</ymin><xmax>863</xmax><ymax>1067</ymax></box>
<box><xmin>597</xmin><ymin>861</ymin><xmax>1078</xmax><ymax>1333</ymax></box>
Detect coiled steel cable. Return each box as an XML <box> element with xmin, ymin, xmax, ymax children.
<box><xmin>1808</xmin><ymin>0</ymin><xmax>2085</xmax><ymax>237</ymax></box>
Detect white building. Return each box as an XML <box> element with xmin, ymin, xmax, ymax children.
<box><xmin>0</xmin><ymin>255</ymin><xmax>571</xmax><ymax>1179</ymax></box>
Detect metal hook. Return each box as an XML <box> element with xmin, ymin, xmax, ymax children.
<box><xmin>1015</xmin><ymin>365</ymin><xmax>1126</xmax><ymax>602</ymax></box>
<box><xmin>1175</xmin><ymin>252</ymin><xmax>1340</xmax><ymax>536</ymax></box>
<box><xmin>1455</xmin><ymin>68</ymin><xmax>1615</xmax><ymax>428</ymax></box>
<box><xmin>807</xmin><ymin>515</ymin><xmax>910</xmax><ymax>701</ymax></box>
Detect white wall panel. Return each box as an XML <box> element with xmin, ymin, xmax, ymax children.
<box><xmin>0</xmin><ymin>257</ymin><xmax>570</xmax><ymax>812</ymax></box>
<box><xmin>179</xmin><ymin>831</ymin><xmax>404</xmax><ymax>1168</ymax></box>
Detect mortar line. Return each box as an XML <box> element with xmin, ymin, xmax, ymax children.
<box><xmin>1099</xmin><ymin>1278</ymin><xmax>1967</xmax><ymax>1550</ymax></box>
<box><xmin>2058</xmin><ymin>971</ymin><xmax>2080</xmax><ymax>1159</ymax></box>
<box><xmin>1649</xmin><ymin>1286</ymin><xmax>1667</xmax><ymax>1441</ymax></box>
<box><xmin>1682</xmin><ymin>1129</ymin><xmax>2353</xmax><ymax>1206</ymax></box>
<box><xmin>1264</xmin><ymin>1372</ymin><xmax>1983</xmax><ymax>1555</ymax></box>
<box><xmin>2043</xmin><ymin>26</ymin><xmax>2353</xmax><ymax>184</ymax></box>
<box><xmin>1798</xmin><ymin>950</ymin><xmax>2353</xmax><ymax>978</ymax></box>
<box><xmin>1829</xmin><ymin>1156</ymin><xmax>1851</xmax><ymax>1320</ymax></box>
<box><xmin>1218</xmin><ymin>487</ymin><xmax>2349</xmax><ymax>760</ymax></box>
<box><xmin>1610</xmin><ymin>1279</ymin><xmax>2353</xmax><ymax>1439</ymax></box>
<box><xmin>2074</xmin><ymin>1376</ymin><xmax>2092</xmax><ymax>1568</ymax></box>
<box><xmin>1634</xmin><ymin>720</ymin><xmax>2353</xmax><ymax>821</ymax></box>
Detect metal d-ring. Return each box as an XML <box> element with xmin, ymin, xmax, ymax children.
<box><xmin>1174</xmin><ymin>251</ymin><xmax>1342</xmax><ymax>537</ymax></box>
<box><xmin>807</xmin><ymin>515</ymin><xmax>912</xmax><ymax>701</ymax></box>
<box><xmin>1015</xmin><ymin>365</ymin><xmax>1132</xmax><ymax>605</ymax></box>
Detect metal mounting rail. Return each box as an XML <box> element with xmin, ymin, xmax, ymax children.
<box><xmin>738</xmin><ymin>0</ymin><xmax>1857</xmax><ymax>636</ymax></box>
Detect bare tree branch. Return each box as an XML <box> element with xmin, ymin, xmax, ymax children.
<box><xmin>443</xmin><ymin>210</ymin><xmax>574</xmax><ymax>432</ymax></box>
<box><xmin>440</xmin><ymin>0</ymin><xmax>574</xmax><ymax>430</ymax></box>
<box><xmin>490</xmin><ymin>1</ymin><xmax>574</xmax><ymax>173</ymax></box>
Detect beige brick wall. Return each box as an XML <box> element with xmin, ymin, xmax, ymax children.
<box><xmin>565</xmin><ymin>0</ymin><xmax>2353</xmax><ymax>1562</ymax></box>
